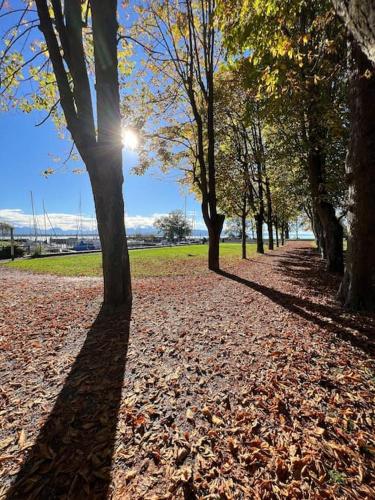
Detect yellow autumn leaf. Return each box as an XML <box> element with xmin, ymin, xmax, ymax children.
<box><xmin>186</xmin><ymin>408</ymin><xmax>194</xmax><ymax>421</ymax></box>
<box><xmin>212</xmin><ymin>415</ymin><xmax>224</xmax><ymax>426</ymax></box>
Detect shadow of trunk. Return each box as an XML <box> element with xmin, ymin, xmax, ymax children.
<box><xmin>6</xmin><ymin>310</ymin><xmax>130</xmax><ymax>499</ymax></box>
<box><xmin>215</xmin><ymin>268</ymin><xmax>375</xmax><ymax>357</ymax></box>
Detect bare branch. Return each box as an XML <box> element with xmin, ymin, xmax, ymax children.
<box><xmin>35</xmin><ymin>98</ymin><xmax>61</xmax><ymax>126</ymax></box>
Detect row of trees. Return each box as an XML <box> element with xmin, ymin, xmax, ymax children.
<box><xmin>129</xmin><ymin>0</ymin><xmax>374</xmax><ymax>310</ymax></box>
<box><xmin>128</xmin><ymin>0</ymin><xmax>301</xmax><ymax>265</ymax></box>
<box><xmin>1</xmin><ymin>1</ymin><xmax>374</xmax><ymax>313</ymax></box>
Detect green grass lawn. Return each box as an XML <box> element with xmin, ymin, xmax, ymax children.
<box><xmin>2</xmin><ymin>243</ymin><xmax>264</xmax><ymax>278</ymax></box>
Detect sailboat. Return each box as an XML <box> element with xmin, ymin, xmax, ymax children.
<box><xmin>72</xmin><ymin>195</ymin><xmax>100</xmax><ymax>251</ymax></box>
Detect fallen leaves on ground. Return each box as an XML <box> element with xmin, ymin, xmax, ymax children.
<box><xmin>0</xmin><ymin>242</ymin><xmax>374</xmax><ymax>499</ymax></box>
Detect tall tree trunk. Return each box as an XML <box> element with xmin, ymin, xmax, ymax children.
<box><xmin>241</xmin><ymin>211</ymin><xmax>247</xmax><ymax>259</ymax></box>
<box><xmin>255</xmin><ymin>214</ymin><xmax>264</xmax><ymax>254</ymax></box>
<box><xmin>318</xmin><ymin>202</ymin><xmax>343</xmax><ymax>272</ymax></box>
<box><xmin>311</xmin><ymin>208</ymin><xmax>326</xmax><ymax>256</ymax></box>
<box><xmin>265</xmin><ymin>177</ymin><xmax>274</xmax><ymax>250</ymax></box>
<box><xmin>88</xmin><ymin>155</ymin><xmax>132</xmax><ymax>316</ymax></box>
<box><xmin>206</xmin><ymin>214</ymin><xmax>225</xmax><ymax>270</ymax></box>
<box><xmin>35</xmin><ymin>0</ymin><xmax>132</xmax><ymax>315</ymax></box>
<box><xmin>275</xmin><ymin>218</ymin><xmax>279</xmax><ymax>247</ymax></box>
<box><xmin>306</xmin><ymin>107</ymin><xmax>344</xmax><ymax>272</ymax></box>
<box><xmin>203</xmin><ymin>194</ymin><xmax>224</xmax><ymax>271</ymax></box>
<box><xmin>338</xmin><ymin>41</ymin><xmax>375</xmax><ymax>310</ymax></box>
<box><xmin>281</xmin><ymin>222</ymin><xmax>285</xmax><ymax>245</ymax></box>
<box><xmin>186</xmin><ymin>7</ymin><xmax>224</xmax><ymax>273</ymax></box>
<box><xmin>285</xmin><ymin>222</ymin><xmax>289</xmax><ymax>240</ymax></box>
<box><xmin>255</xmin><ymin>162</ymin><xmax>265</xmax><ymax>254</ymax></box>
<box><xmin>91</xmin><ymin>0</ymin><xmax>132</xmax><ymax>315</ymax></box>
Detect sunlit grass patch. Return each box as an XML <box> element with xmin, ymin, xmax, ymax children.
<box><xmin>3</xmin><ymin>243</ymin><xmax>265</xmax><ymax>278</ymax></box>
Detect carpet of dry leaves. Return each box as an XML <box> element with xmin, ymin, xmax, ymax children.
<box><xmin>1</xmin><ymin>242</ymin><xmax>375</xmax><ymax>499</ymax></box>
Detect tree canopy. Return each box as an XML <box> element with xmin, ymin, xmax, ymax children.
<box><xmin>154</xmin><ymin>210</ymin><xmax>192</xmax><ymax>241</ymax></box>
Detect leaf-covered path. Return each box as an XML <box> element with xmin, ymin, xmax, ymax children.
<box><xmin>1</xmin><ymin>242</ymin><xmax>374</xmax><ymax>499</ymax></box>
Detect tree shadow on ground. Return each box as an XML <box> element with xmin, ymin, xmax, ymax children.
<box><xmin>216</xmin><ymin>256</ymin><xmax>375</xmax><ymax>357</ymax></box>
<box><xmin>277</xmin><ymin>246</ymin><xmax>342</xmax><ymax>295</ymax></box>
<box><xmin>6</xmin><ymin>310</ymin><xmax>130</xmax><ymax>500</ymax></box>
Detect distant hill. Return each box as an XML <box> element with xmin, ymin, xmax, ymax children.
<box><xmin>11</xmin><ymin>224</ymin><xmax>313</xmax><ymax>239</ymax></box>
<box><xmin>12</xmin><ymin>225</ymin><xmax>209</xmax><ymax>237</ymax></box>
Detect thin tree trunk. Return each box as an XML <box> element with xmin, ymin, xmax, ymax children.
<box><xmin>338</xmin><ymin>40</ymin><xmax>375</xmax><ymax>310</ymax></box>
<box><xmin>256</xmin><ymin>161</ymin><xmax>265</xmax><ymax>254</ymax></box>
<box><xmin>206</xmin><ymin>6</ymin><xmax>224</xmax><ymax>271</ymax></box>
<box><xmin>275</xmin><ymin>218</ymin><xmax>279</xmax><ymax>247</ymax></box>
<box><xmin>285</xmin><ymin>223</ymin><xmax>290</xmax><ymax>240</ymax></box>
<box><xmin>185</xmin><ymin>5</ymin><xmax>224</xmax><ymax>273</ymax></box>
<box><xmin>265</xmin><ymin>177</ymin><xmax>274</xmax><ymax>250</ymax></box>
<box><xmin>255</xmin><ymin>214</ymin><xmax>264</xmax><ymax>254</ymax></box>
<box><xmin>267</xmin><ymin>219</ymin><xmax>274</xmax><ymax>250</ymax></box>
<box><xmin>241</xmin><ymin>212</ymin><xmax>247</xmax><ymax>259</ymax></box>
<box><xmin>281</xmin><ymin>222</ymin><xmax>285</xmax><ymax>245</ymax></box>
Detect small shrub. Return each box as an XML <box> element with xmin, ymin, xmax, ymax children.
<box><xmin>0</xmin><ymin>245</ymin><xmax>25</xmax><ymax>260</ymax></box>
<box><xmin>30</xmin><ymin>246</ymin><xmax>42</xmax><ymax>258</ymax></box>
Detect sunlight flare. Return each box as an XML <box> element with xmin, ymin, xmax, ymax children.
<box><xmin>121</xmin><ymin>127</ymin><xmax>139</xmax><ymax>150</ymax></box>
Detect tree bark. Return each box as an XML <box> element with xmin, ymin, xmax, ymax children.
<box><xmin>207</xmin><ymin>214</ymin><xmax>225</xmax><ymax>270</ymax></box>
<box><xmin>265</xmin><ymin>177</ymin><xmax>274</xmax><ymax>250</ymax></box>
<box><xmin>91</xmin><ymin>0</ymin><xmax>132</xmax><ymax>315</ymax></box>
<box><xmin>322</xmin><ymin>220</ymin><xmax>342</xmax><ymax>272</ymax></box>
<box><xmin>275</xmin><ymin>218</ymin><xmax>279</xmax><ymax>247</ymax></box>
<box><xmin>311</xmin><ymin>207</ymin><xmax>326</xmax><ymax>256</ymax></box>
<box><xmin>250</xmin><ymin>220</ymin><xmax>255</xmax><ymax>239</ymax></box>
<box><xmin>285</xmin><ymin>222</ymin><xmax>290</xmax><ymax>240</ymax></box>
<box><xmin>185</xmin><ymin>3</ymin><xmax>224</xmax><ymax>272</ymax></box>
<box><xmin>306</xmin><ymin>103</ymin><xmax>344</xmax><ymax>272</ymax></box>
<box><xmin>338</xmin><ymin>41</ymin><xmax>375</xmax><ymax>310</ymax></box>
<box><xmin>318</xmin><ymin>202</ymin><xmax>343</xmax><ymax>272</ymax></box>
<box><xmin>332</xmin><ymin>0</ymin><xmax>375</xmax><ymax>64</ymax></box>
<box><xmin>88</xmin><ymin>153</ymin><xmax>132</xmax><ymax>316</ymax></box>
<box><xmin>255</xmin><ymin>214</ymin><xmax>264</xmax><ymax>254</ymax></box>
<box><xmin>255</xmin><ymin>161</ymin><xmax>265</xmax><ymax>254</ymax></box>
<box><xmin>281</xmin><ymin>222</ymin><xmax>285</xmax><ymax>245</ymax></box>
<box><xmin>241</xmin><ymin>212</ymin><xmax>247</xmax><ymax>259</ymax></box>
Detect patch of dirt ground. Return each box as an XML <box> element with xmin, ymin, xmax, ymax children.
<box><xmin>0</xmin><ymin>242</ymin><xmax>374</xmax><ymax>499</ymax></box>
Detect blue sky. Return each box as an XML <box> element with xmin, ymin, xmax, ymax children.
<box><xmin>0</xmin><ymin>3</ymin><xmax>310</xmax><ymax>239</ymax></box>
<box><xmin>0</xmin><ymin>2</ymin><xmax>203</xmax><ymax>233</ymax></box>
<box><xmin>0</xmin><ymin>104</ymin><xmax>203</xmax><ymax>232</ymax></box>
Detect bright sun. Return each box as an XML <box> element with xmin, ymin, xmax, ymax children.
<box><xmin>122</xmin><ymin>128</ymin><xmax>139</xmax><ymax>150</ymax></box>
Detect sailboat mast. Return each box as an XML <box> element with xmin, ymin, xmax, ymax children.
<box><xmin>43</xmin><ymin>199</ymin><xmax>47</xmax><ymax>240</ymax></box>
<box><xmin>30</xmin><ymin>191</ymin><xmax>38</xmax><ymax>241</ymax></box>
<box><xmin>76</xmin><ymin>193</ymin><xmax>83</xmax><ymax>241</ymax></box>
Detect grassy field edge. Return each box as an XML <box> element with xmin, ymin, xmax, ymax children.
<box><xmin>1</xmin><ymin>243</ymin><xmax>268</xmax><ymax>278</ymax></box>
